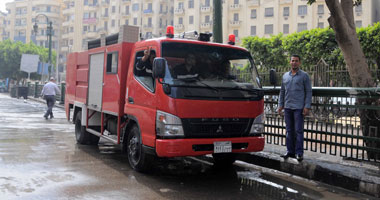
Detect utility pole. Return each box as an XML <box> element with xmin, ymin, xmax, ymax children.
<box><xmin>213</xmin><ymin>0</ymin><xmax>223</xmax><ymax>43</ymax></box>
<box><xmin>33</xmin><ymin>14</ymin><xmax>53</xmax><ymax>80</ymax></box>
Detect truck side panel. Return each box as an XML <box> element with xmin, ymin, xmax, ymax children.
<box><xmin>65</xmin><ymin>52</ymin><xmax>78</xmax><ymax>119</ymax></box>
<box><xmin>75</xmin><ymin>52</ymin><xmax>89</xmax><ymax>104</ymax></box>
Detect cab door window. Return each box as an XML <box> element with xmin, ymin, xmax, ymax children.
<box><xmin>133</xmin><ymin>50</ymin><xmax>156</xmax><ymax>91</ymax></box>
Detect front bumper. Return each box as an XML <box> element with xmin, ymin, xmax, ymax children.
<box><xmin>155</xmin><ymin>136</ymin><xmax>265</xmax><ymax>157</ymax></box>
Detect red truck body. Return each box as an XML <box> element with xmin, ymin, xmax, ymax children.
<box><xmin>65</xmin><ymin>26</ymin><xmax>265</xmax><ymax>171</ymax></box>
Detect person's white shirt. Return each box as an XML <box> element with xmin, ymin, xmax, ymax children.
<box><xmin>41</xmin><ymin>81</ymin><xmax>60</xmax><ymax>96</ymax></box>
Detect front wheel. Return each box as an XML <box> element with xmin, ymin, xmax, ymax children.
<box><xmin>126</xmin><ymin>125</ymin><xmax>153</xmax><ymax>172</ymax></box>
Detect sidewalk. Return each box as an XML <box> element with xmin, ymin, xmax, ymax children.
<box><xmin>238</xmin><ymin>143</ymin><xmax>380</xmax><ymax>198</ymax></box>
<box><xmin>29</xmin><ymin>95</ymin><xmax>380</xmax><ymax>197</ymax></box>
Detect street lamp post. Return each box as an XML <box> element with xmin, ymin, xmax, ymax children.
<box><xmin>33</xmin><ymin>14</ymin><xmax>53</xmax><ymax>79</ymax></box>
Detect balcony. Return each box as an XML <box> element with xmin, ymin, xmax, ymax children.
<box><xmin>121</xmin><ymin>0</ymin><xmax>131</xmax><ymax>3</ymax></box>
<box><xmin>174</xmin><ymin>8</ymin><xmax>184</xmax><ymax>15</ymax></box>
<box><xmin>85</xmin><ymin>31</ymin><xmax>98</xmax><ymax>39</ymax></box>
<box><xmin>247</xmin><ymin>0</ymin><xmax>260</xmax><ymax>6</ymax></box>
<box><xmin>201</xmin><ymin>22</ymin><xmax>212</xmax><ymax>29</ymax></box>
<box><xmin>280</xmin><ymin>0</ymin><xmax>292</xmax><ymax>4</ymax></box>
<box><xmin>101</xmin><ymin>14</ymin><xmax>109</xmax><ymax>19</ymax></box>
<box><xmin>143</xmin><ymin>9</ymin><xmax>153</xmax><ymax>15</ymax></box>
<box><xmin>83</xmin><ymin>18</ymin><xmax>97</xmax><ymax>25</ymax></box>
<box><xmin>174</xmin><ymin>24</ymin><xmax>184</xmax><ymax>30</ymax></box>
<box><xmin>229</xmin><ymin>4</ymin><xmax>242</xmax><ymax>10</ymax></box>
<box><xmin>122</xmin><ymin>12</ymin><xmax>131</xmax><ymax>17</ymax></box>
<box><xmin>201</xmin><ymin>6</ymin><xmax>212</xmax><ymax>13</ymax></box>
<box><xmin>62</xmin><ymin>9</ymin><xmax>72</xmax><ymax>15</ymax></box>
<box><xmin>229</xmin><ymin>20</ymin><xmax>241</xmax><ymax>27</ymax></box>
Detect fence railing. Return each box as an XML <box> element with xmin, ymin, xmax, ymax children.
<box><xmin>10</xmin><ymin>82</ymin><xmax>65</xmax><ymax>104</ymax></box>
<box><xmin>264</xmin><ymin>87</ymin><xmax>380</xmax><ymax>163</ymax></box>
<box><xmin>12</xmin><ymin>82</ymin><xmax>380</xmax><ymax>163</ymax></box>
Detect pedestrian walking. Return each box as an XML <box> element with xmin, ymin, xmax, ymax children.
<box><xmin>41</xmin><ymin>77</ymin><xmax>60</xmax><ymax>120</ymax></box>
<box><xmin>278</xmin><ymin>55</ymin><xmax>312</xmax><ymax>162</ymax></box>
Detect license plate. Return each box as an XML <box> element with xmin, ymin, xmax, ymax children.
<box><xmin>214</xmin><ymin>141</ymin><xmax>232</xmax><ymax>153</ymax></box>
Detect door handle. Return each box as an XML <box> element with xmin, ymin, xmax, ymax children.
<box><xmin>128</xmin><ymin>97</ymin><xmax>134</xmax><ymax>104</ymax></box>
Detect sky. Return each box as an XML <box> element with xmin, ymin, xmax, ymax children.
<box><xmin>0</xmin><ymin>0</ymin><xmax>13</xmax><ymax>13</ymax></box>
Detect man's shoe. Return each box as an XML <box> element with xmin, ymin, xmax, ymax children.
<box><xmin>50</xmin><ymin>115</ymin><xmax>54</xmax><ymax>119</ymax></box>
<box><xmin>281</xmin><ymin>153</ymin><xmax>295</xmax><ymax>159</ymax></box>
<box><xmin>44</xmin><ymin>115</ymin><xmax>48</xmax><ymax>120</ymax></box>
<box><xmin>296</xmin><ymin>154</ymin><xmax>303</xmax><ymax>162</ymax></box>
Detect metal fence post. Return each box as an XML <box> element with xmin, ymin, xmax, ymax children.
<box><xmin>34</xmin><ymin>82</ymin><xmax>39</xmax><ymax>98</ymax></box>
<box><xmin>60</xmin><ymin>82</ymin><xmax>65</xmax><ymax>104</ymax></box>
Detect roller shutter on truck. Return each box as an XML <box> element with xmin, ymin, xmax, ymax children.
<box><xmin>88</xmin><ymin>53</ymin><xmax>104</xmax><ymax>111</ymax></box>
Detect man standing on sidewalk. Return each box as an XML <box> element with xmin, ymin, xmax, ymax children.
<box><xmin>278</xmin><ymin>55</ymin><xmax>312</xmax><ymax>162</ymax></box>
<box><xmin>41</xmin><ymin>77</ymin><xmax>60</xmax><ymax>120</ymax></box>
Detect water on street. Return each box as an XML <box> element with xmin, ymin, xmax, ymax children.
<box><xmin>0</xmin><ymin>93</ymin><xmax>375</xmax><ymax>200</ymax></box>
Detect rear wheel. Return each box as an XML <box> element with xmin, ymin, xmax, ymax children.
<box><xmin>75</xmin><ymin>111</ymin><xmax>98</xmax><ymax>145</ymax></box>
<box><xmin>126</xmin><ymin>125</ymin><xmax>153</xmax><ymax>172</ymax></box>
<box><xmin>212</xmin><ymin>153</ymin><xmax>237</xmax><ymax>167</ymax></box>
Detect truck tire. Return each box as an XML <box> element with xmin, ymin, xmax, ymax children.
<box><xmin>75</xmin><ymin>111</ymin><xmax>98</xmax><ymax>145</ymax></box>
<box><xmin>212</xmin><ymin>153</ymin><xmax>237</xmax><ymax>166</ymax></box>
<box><xmin>126</xmin><ymin>125</ymin><xmax>153</xmax><ymax>172</ymax></box>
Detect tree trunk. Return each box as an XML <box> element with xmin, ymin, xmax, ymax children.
<box><xmin>325</xmin><ymin>0</ymin><xmax>378</xmax><ymax>160</ymax></box>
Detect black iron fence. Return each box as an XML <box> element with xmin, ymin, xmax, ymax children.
<box><xmin>11</xmin><ymin>82</ymin><xmax>65</xmax><ymax>104</ymax></box>
<box><xmin>11</xmin><ymin>81</ymin><xmax>380</xmax><ymax>163</ymax></box>
<box><xmin>264</xmin><ymin>87</ymin><xmax>380</xmax><ymax>163</ymax></box>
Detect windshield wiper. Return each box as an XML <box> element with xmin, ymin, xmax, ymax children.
<box><xmin>175</xmin><ymin>75</ymin><xmax>220</xmax><ymax>92</ymax></box>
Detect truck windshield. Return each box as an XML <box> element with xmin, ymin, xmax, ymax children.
<box><xmin>161</xmin><ymin>42</ymin><xmax>263</xmax><ymax>100</ymax></box>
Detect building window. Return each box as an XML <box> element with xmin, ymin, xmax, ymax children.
<box><xmin>233</xmin><ymin>13</ymin><xmax>239</xmax><ymax>21</ymax></box>
<box><xmin>112</xmin><ymin>20</ymin><xmax>115</xmax><ymax>27</ymax></box>
<box><xmin>132</xmin><ymin>3</ymin><xmax>139</xmax><ymax>11</ymax></box>
<box><xmin>283</xmin><ymin>7</ymin><xmax>289</xmax><ymax>17</ymax></box>
<box><xmin>264</xmin><ymin>24</ymin><xmax>273</xmax><ymax>34</ymax></box>
<box><xmin>148</xmin><ymin>3</ymin><xmax>152</xmax><ymax>10</ymax></box>
<box><xmin>125</xmin><ymin>19</ymin><xmax>129</xmax><ymax>25</ymax></box>
<box><xmin>104</xmin><ymin>21</ymin><xmax>108</xmax><ymax>30</ymax></box>
<box><xmin>189</xmin><ymin>16</ymin><xmax>194</xmax><ymax>24</ymax></box>
<box><xmin>355</xmin><ymin>20</ymin><xmax>362</xmax><ymax>28</ymax></box>
<box><xmin>178</xmin><ymin>2</ymin><xmax>184</xmax><ymax>9</ymax></box>
<box><xmin>179</xmin><ymin>17</ymin><xmax>183</xmax><ymax>24</ymax></box>
<box><xmin>298</xmin><ymin>5</ymin><xmax>307</xmax><ymax>16</ymax></box>
<box><xmin>112</xmin><ymin>6</ymin><xmax>116</xmax><ymax>13</ymax></box>
<box><xmin>318</xmin><ymin>22</ymin><xmax>324</xmax><ymax>28</ymax></box>
<box><xmin>84</xmin><ymin>0</ymin><xmax>88</xmax><ymax>5</ymax></box>
<box><xmin>148</xmin><ymin>18</ymin><xmax>152</xmax><ymax>27</ymax></box>
<box><xmin>355</xmin><ymin>4</ymin><xmax>362</xmax><ymax>13</ymax></box>
<box><xmin>250</xmin><ymin>26</ymin><xmax>256</xmax><ymax>36</ymax></box>
<box><xmin>265</xmin><ymin>7</ymin><xmax>274</xmax><ymax>17</ymax></box>
<box><xmin>205</xmin><ymin>0</ymin><xmax>210</xmax><ymax>7</ymax></box>
<box><xmin>317</xmin><ymin>5</ymin><xmax>324</xmax><ymax>15</ymax></box>
<box><xmin>283</xmin><ymin>24</ymin><xmax>289</xmax><ymax>34</ymax></box>
<box><xmin>251</xmin><ymin>9</ymin><xmax>257</xmax><ymax>19</ymax></box>
<box><xmin>189</xmin><ymin>0</ymin><xmax>194</xmax><ymax>8</ymax></box>
<box><xmin>83</xmin><ymin>26</ymin><xmax>87</xmax><ymax>32</ymax></box>
<box><xmin>104</xmin><ymin>8</ymin><xmax>108</xmax><ymax>17</ymax></box>
<box><xmin>205</xmin><ymin>15</ymin><xmax>210</xmax><ymax>23</ymax></box>
<box><xmin>125</xmin><ymin>6</ymin><xmax>130</xmax><ymax>14</ymax></box>
<box><xmin>133</xmin><ymin>18</ymin><xmax>137</xmax><ymax>25</ymax></box>
<box><xmin>297</xmin><ymin>23</ymin><xmax>307</xmax><ymax>32</ymax></box>
<box><xmin>233</xmin><ymin>29</ymin><xmax>239</xmax><ymax>37</ymax></box>
<box><xmin>234</xmin><ymin>0</ymin><xmax>239</xmax><ymax>4</ymax></box>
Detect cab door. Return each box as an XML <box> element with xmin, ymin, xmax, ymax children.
<box><xmin>125</xmin><ymin>46</ymin><xmax>158</xmax><ymax>147</ymax></box>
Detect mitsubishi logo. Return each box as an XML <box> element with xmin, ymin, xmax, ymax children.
<box><xmin>216</xmin><ymin>125</ymin><xmax>223</xmax><ymax>133</ymax></box>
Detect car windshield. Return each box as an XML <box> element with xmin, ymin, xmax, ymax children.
<box><xmin>161</xmin><ymin>42</ymin><xmax>261</xmax><ymax>89</ymax></box>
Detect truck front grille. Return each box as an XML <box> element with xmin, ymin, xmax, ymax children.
<box><xmin>181</xmin><ymin>118</ymin><xmax>252</xmax><ymax>138</ymax></box>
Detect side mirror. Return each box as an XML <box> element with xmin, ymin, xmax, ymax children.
<box><xmin>153</xmin><ymin>57</ymin><xmax>166</xmax><ymax>79</ymax></box>
<box><xmin>269</xmin><ymin>69</ymin><xmax>277</xmax><ymax>87</ymax></box>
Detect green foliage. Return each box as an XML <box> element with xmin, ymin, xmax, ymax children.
<box><xmin>242</xmin><ymin>23</ymin><xmax>380</xmax><ymax>73</ymax></box>
<box><xmin>0</xmin><ymin>40</ymin><xmax>56</xmax><ymax>80</ymax></box>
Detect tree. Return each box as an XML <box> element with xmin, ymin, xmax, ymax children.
<box><xmin>308</xmin><ymin>0</ymin><xmax>373</xmax><ymax>87</ymax></box>
<box><xmin>308</xmin><ymin>0</ymin><xmax>378</xmax><ymax>159</ymax></box>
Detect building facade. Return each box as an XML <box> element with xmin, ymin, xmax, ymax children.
<box><xmin>0</xmin><ymin>11</ymin><xmax>7</xmax><ymax>41</ymax></box>
<box><xmin>173</xmin><ymin>0</ymin><xmax>380</xmax><ymax>44</ymax></box>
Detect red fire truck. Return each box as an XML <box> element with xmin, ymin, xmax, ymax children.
<box><xmin>65</xmin><ymin>25</ymin><xmax>265</xmax><ymax>172</ymax></box>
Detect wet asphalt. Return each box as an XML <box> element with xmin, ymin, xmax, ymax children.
<box><xmin>0</xmin><ymin>93</ymin><xmax>375</xmax><ymax>200</ymax></box>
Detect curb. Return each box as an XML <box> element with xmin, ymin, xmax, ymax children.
<box><xmin>237</xmin><ymin>152</ymin><xmax>380</xmax><ymax>198</ymax></box>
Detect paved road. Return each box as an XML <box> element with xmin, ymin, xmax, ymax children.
<box><xmin>0</xmin><ymin>93</ymin><xmax>375</xmax><ymax>200</ymax></box>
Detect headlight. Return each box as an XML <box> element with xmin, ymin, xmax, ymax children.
<box><xmin>156</xmin><ymin>110</ymin><xmax>184</xmax><ymax>137</ymax></box>
<box><xmin>249</xmin><ymin>112</ymin><xmax>265</xmax><ymax>135</ymax></box>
